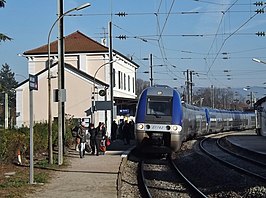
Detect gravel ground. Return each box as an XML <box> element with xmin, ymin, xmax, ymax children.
<box><xmin>173</xmin><ymin>138</ymin><xmax>266</xmax><ymax>197</ymax></box>
<box><xmin>121</xmin><ymin>160</ymin><xmax>141</xmax><ymax>197</ymax></box>
<box><xmin>121</xmin><ymin>137</ymin><xmax>266</xmax><ymax>197</ymax></box>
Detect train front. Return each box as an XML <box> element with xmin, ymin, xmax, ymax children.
<box><xmin>135</xmin><ymin>86</ymin><xmax>183</xmax><ymax>153</ymax></box>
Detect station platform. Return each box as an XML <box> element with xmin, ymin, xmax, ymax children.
<box><xmin>225</xmin><ymin>135</ymin><xmax>266</xmax><ymax>155</ymax></box>
<box><xmin>27</xmin><ymin>139</ymin><xmax>135</xmax><ymax>198</ymax></box>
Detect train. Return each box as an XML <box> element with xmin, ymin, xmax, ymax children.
<box><xmin>135</xmin><ymin>85</ymin><xmax>256</xmax><ymax>153</ymax></box>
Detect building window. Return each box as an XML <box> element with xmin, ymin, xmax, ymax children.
<box><xmin>132</xmin><ymin>77</ymin><xmax>135</xmax><ymax>93</ymax></box>
<box><xmin>121</xmin><ymin>72</ymin><xmax>123</xmax><ymax>90</ymax></box>
<box><xmin>118</xmin><ymin>71</ymin><xmax>121</xmax><ymax>89</ymax></box>
<box><xmin>124</xmin><ymin>73</ymin><xmax>126</xmax><ymax>90</ymax></box>
<box><xmin>113</xmin><ymin>68</ymin><xmax>116</xmax><ymax>87</ymax></box>
<box><xmin>128</xmin><ymin>75</ymin><xmax>130</xmax><ymax>91</ymax></box>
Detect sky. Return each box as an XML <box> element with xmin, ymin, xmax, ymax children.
<box><xmin>1</xmin><ymin>0</ymin><xmax>266</xmax><ymax>91</ymax></box>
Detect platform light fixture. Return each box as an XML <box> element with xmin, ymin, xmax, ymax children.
<box><xmin>252</xmin><ymin>58</ymin><xmax>266</xmax><ymax>64</ymax></box>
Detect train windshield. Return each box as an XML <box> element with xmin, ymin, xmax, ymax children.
<box><xmin>146</xmin><ymin>97</ymin><xmax>172</xmax><ymax>116</ymax></box>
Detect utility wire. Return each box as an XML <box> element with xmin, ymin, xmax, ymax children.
<box><xmin>206</xmin><ymin>4</ymin><xmax>266</xmax><ymax>74</ymax></box>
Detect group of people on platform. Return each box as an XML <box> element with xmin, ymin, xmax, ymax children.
<box><xmin>111</xmin><ymin>119</ymin><xmax>135</xmax><ymax>145</ymax></box>
<box><xmin>75</xmin><ymin>120</ymin><xmax>106</xmax><ymax>158</ymax></box>
<box><xmin>74</xmin><ymin>118</ymin><xmax>135</xmax><ymax>158</ymax></box>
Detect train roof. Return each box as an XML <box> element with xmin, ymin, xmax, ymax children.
<box><xmin>144</xmin><ymin>86</ymin><xmax>176</xmax><ymax>97</ymax></box>
<box><xmin>153</xmin><ymin>84</ymin><xmax>171</xmax><ymax>88</ymax></box>
<box><xmin>202</xmin><ymin>107</ymin><xmax>254</xmax><ymax>114</ymax></box>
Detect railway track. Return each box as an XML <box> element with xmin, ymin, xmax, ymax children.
<box><xmin>139</xmin><ymin>156</ymin><xmax>207</xmax><ymax>198</ymax></box>
<box><xmin>122</xmin><ymin>132</ymin><xmax>266</xmax><ymax>197</ymax></box>
<box><xmin>200</xmin><ymin>134</ymin><xmax>266</xmax><ymax>182</ymax></box>
<box><xmin>217</xmin><ymin>137</ymin><xmax>266</xmax><ymax>167</ymax></box>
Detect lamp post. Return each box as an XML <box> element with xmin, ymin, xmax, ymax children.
<box><xmin>243</xmin><ymin>87</ymin><xmax>256</xmax><ymax>108</ymax></box>
<box><xmin>252</xmin><ymin>58</ymin><xmax>266</xmax><ymax>65</ymax></box>
<box><xmin>15</xmin><ymin>74</ymin><xmax>28</xmax><ymax>82</ymax></box>
<box><xmin>47</xmin><ymin>2</ymin><xmax>91</xmax><ymax>165</ymax></box>
<box><xmin>92</xmin><ymin>60</ymin><xmax>116</xmax><ymax>124</ymax></box>
<box><xmin>0</xmin><ymin>84</ymin><xmax>15</xmax><ymax>130</ymax></box>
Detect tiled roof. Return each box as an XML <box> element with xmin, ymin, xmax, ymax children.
<box><xmin>24</xmin><ymin>31</ymin><xmax>108</xmax><ymax>55</ymax></box>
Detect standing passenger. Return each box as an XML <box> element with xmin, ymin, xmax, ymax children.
<box><xmin>95</xmin><ymin>122</ymin><xmax>106</xmax><ymax>156</ymax></box>
<box><xmin>89</xmin><ymin>123</ymin><xmax>96</xmax><ymax>155</ymax></box>
<box><xmin>111</xmin><ymin>120</ymin><xmax>118</xmax><ymax>141</ymax></box>
<box><xmin>77</xmin><ymin>122</ymin><xmax>86</xmax><ymax>158</ymax></box>
<box><xmin>129</xmin><ymin>120</ymin><xmax>135</xmax><ymax>140</ymax></box>
<box><xmin>118</xmin><ymin>120</ymin><xmax>124</xmax><ymax>140</ymax></box>
<box><xmin>122</xmin><ymin>120</ymin><xmax>130</xmax><ymax>145</ymax></box>
<box><xmin>75</xmin><ymin>129</ymin><xmax>81</xmax><ymax>151</ymax></box>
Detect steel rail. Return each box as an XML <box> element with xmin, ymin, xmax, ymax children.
<box><xmin>169</xmin><ymin>157</ymin><xmax>208</xmax><ymax>198</ymax></box>
<box><xmin>200</xmin><ymin>136</ymin><xmax>266</xmax><ymax>182</ymax></box>
<box><xmin>217</xmin><ymin>138</ymin><xmax>266</xmax><ymax>167</ymax></box>
<box><xmin>139</xmin><ymin>160</ymin><xmax>152</xmax><ymax>198</ymax></box>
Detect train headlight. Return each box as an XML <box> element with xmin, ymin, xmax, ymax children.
<box><xmin>157</xmin><ymin>91</ymin><xmax>163</xmax><ymax>95</ymax></box>
<box><xmin>172</xmin><ymin>125</ymin><xmax>178</xmax><ymax>131</ymax></box>
<box><xmin>137</xmin><ymin>124</ymin><xmax>144</xmax><ymax>130</ymax></box>
<box><xmin>166</xmin><ymin>125</ymin><xmax>171</xmax><ymax>130</ymax></box>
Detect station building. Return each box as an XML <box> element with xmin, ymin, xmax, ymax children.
<box><xmin>15</xmin><ymin>31</ymin><xmax>139</xmax><ymax>133</ymax></box>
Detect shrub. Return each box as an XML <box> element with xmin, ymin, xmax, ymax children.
<box><xmin>0</xmin><ymin>121</ymin><xmax>75</xmax><ymax>164</ymax></box>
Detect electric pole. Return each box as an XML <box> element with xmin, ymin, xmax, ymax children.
<box><xmin>185</xmin><ymin>69</ymin><xmax>190</xmax><ymax>104</ymax></box>
<box><xmin>190</xmin><ymin>70</ymin><xmax>194</xmax><ymax>104</ymax></box>
<box><xmin>109</xmin><ymin>21</ymin><xmax>114</xmax><ymax>130</ymax></box>
<box><xmin>150</xmin><ymin>54</ymin><xmax>153</xmax><ymax>86</ymax></box>
<box><xmin>57</xmin><ymin>0</ymin><xmax>64</xmax><ymax>165</ymax></box>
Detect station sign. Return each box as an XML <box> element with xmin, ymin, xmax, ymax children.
<box><xmin>95</xmin><ymin>101</ymin><xmax>112</xmax><ymax>111</ymax></box>
<box><xmin>29</xmin><ymin>74</ymin><xmax>38</xmax><ymax>91</ymax></box>
<box><xmin>119</xmin><ymin>109</ymin><xmax>129</xmax><ymax>114</ymax></box>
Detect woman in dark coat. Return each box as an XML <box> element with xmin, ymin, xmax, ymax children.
<box><xmin>122</xmin><ymin>120</ymin><xmax>130</xmax><ymax>145</ymax></box>
<box><xmin>89</xmin><ymin>123</ymin><xmax>96</xmax><ymax>155</ymax></box>
<box><xmin>95</xmin><ymin>122</ymin><xmax>106</xmax><ymax>155</ymax></box>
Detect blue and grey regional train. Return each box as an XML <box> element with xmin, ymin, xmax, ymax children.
<box><xmin>135</xmin><ymin>86</ymin><xmax>256</xmax><ymax>153</ymax></box>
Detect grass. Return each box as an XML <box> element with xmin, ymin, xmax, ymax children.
<box><xmin>0</xmin><ymin>155</ymin><xmax>72</xmax><ymax>198</ymax></box>
<box><xmin>0</xmin><ymin>162</ymin><xmax>51</xmax><ymax>198</ymax></box>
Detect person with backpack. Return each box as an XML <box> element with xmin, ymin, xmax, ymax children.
<box><xmin>77</xmin><ymin>122</ymin><xmax>86</xmax><ymax>158</ymax></box>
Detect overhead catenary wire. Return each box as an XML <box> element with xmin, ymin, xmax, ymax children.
<box><xmin>67</xmin><ymin>1</ymin><xmax>266</xmax><ymax>89</ymax></box>
<box><xmin>206</xmin><ymin>3</ymin><xmax>266</xmax><ymax>74</ymax></box>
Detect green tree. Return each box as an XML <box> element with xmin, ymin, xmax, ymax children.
<box><xmin>0</xmin><ymin>0</ymin><xmax>12</xmax><ymax>43</ymax></box>
<box><xmin>0</xmin><ymin>0</ymin><xmax>5</xmax><ymax>7</ymax></box>
<box><xmin>0</xmin><ymin>63</ymin><xmax>18</xmax><ymax>127</ymax></box>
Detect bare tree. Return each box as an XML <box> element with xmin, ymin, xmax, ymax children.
<box><xmin>193</xmin><ymin>87</ymin><xmax>247</xmax><ymax>110</ymax></box>
<box><xmin>136</xmin><ymin>78</ymin><xmax>150</xmax><ymax>97</ymax></box>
